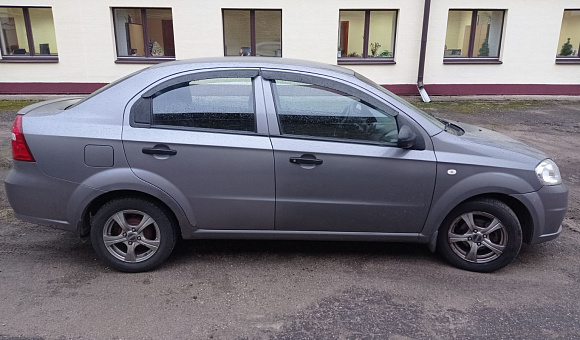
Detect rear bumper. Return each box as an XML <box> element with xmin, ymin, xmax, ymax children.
<box><xmin>511</xmin><ymin>184</ymin><xmax>568</xmax><ymax>244</ymax></box>
<box><xmin>5</xmin><ymin>161</ymin><xmax>79</xmax><ymax>232</ymax></box>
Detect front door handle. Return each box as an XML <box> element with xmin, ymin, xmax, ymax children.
<box><xmin>142</xmin><ymin>147</ymin><xmax>177</xmax><ymax>156</ymax></box>
<box><xmin>289</xmin><ymin>156</ymin><xmax>323</xmax><ymax>165</ymax></box>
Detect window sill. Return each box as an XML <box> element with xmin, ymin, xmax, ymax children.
<box><xmin>0</xmin><ymin>56</ymin><xmax>58</xmax><ymax>63</ymax></box>
<box><xmin>555</xmin><ymin>58</ymin><xmax>580</xmax><ymax>64</ymax></box>
<box><xmin>443</xmin><ymin>58</ymin><xmax>502</xmax><ymax>65</ymax></box>
<box><xmin>115</xmin><ymin>57</ymin><xmax>175</xmax><ymax>64</ymax></box>
<box><xmin>338</xmin><ymin>58</ymin><xmax>396</xmax><ymax>65</ymax></box>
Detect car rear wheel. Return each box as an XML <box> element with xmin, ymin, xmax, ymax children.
<box><xmin>90</xmin><ymin>198</ymin><xmax>177</xmax><ymax>272</ymax></box>
<box><xmin>437</xmin><ymin>199</ymin><xmax>522</xmax><ymax>272</ymax></box>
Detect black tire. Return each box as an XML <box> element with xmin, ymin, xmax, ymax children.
<box><xmin>90</xmin><ymin>197</ymin><xmax>177</xmax><ymax>273</ymax></box>
<box><xmin>437</xmin><ymin>199</ymin><xmax>522</xmax><ymax>273</ymax></box>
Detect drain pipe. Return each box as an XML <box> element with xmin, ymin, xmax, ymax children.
<box><xmin>417</xmin><ymin>0</ymin><xmax>432</xmax><ymax>103</ymax></box>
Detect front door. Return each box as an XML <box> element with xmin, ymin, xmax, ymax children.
<box><xmin>266</xmin><ymin>77</ymin><xmax>436</xmax><ymax>233</ymax></box>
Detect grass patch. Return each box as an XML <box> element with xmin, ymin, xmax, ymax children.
<box><xmin>415</xmin><ymin>100</ymin><xmax>545</xmax><ymax>114</ymax></box>
<box><xmin>0</xmin><ymin>100</ymin><xmax>40</xmax><ymax>112</ymax></box>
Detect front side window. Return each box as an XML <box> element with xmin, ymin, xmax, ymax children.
<box><xmin>272</xmin><ymin>80</ymin><xmax>398</xmax><ymax>144</ymax></box>
<box><xmin>338</xmin><ymin>10</ymin><xmax>397</xmax><ymax>64</ymax></box>
<box><xmin>0</xmin><ymin>7</ymin><xmax>58</xmax><ymax>60</ymax></box>
<box><xmin>556</xmin><ymin>10</ymin><xmax>580</xmax><ymax>61</ymax></box>
<box><xmin>113</xmin><ymin>8</ymin><xmax>175</xmax><ymax>61</ymax></box>
<box><xmin>444</xmin><ymin>10</ymin><xmax>504</xmax><ymax>61</ymax></box>
<box><xmin>223</xmin><ymin>9</ymin><xmax>282</xmax><ymax>57</ymax></box>
<box><xmin>152</xmin><ymin>78</ymin><xmax>256</xmax><ymax>132</ymax></box>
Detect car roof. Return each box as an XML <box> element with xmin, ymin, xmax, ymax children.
<box><xmin>146</xmin><ymin>57</ymin><xmax>355</xmax><ymax>77</ymax></box>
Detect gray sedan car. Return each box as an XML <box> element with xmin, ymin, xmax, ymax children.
<box><xmin>6</xmin><ymin>58</ymin><xmax>568</xmax><ymax>273</ymax></box>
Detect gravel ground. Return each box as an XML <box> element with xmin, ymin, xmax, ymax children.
<box><xmin>0</xmin><ymin>99</ymin><xmax>579</xmax><ymax>340</ymax></box>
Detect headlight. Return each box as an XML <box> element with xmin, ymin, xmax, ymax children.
<box><xmin>535</xmin><ymin>159</ymin><xmax>562</xmax><ymax>186</ymax></box>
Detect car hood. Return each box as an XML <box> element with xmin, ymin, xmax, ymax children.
<box><xmin>454</xmin><ymin>121</ymin><xmax>547</xmax><ymax>160</ymax></box>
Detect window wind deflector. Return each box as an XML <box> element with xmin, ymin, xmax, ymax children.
<box><xmin>262</xmin><ymin>69</ymin><xmax>398</xmax><ymax>117</ymax></box>
<box><xmin>141</xmin><ymin>69</ymin><xmax>260</xmax><ymax>98</ymax></box>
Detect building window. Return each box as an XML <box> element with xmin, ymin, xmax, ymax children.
<box><xmin>113</xmin><ymin>8</ymin><xmax>175</xmax><ymax>62</ymax></box>
<box><xmin>222</xmin><ymin>9</ymin><xmax>282</xmax><ymax>57</ymax></box>
<box><xmin>444</xmin><ymin>10</ymin><xmax>505</xmax><ymax>63</ymax></box>
<box><xmin>0</xmin><ymin>7</ymin><xmax>58</xmax><ymax>61</ymax></box>
<box><xmin>338</xmin><ymin>10</ymin><xmax>397</xmax><ymax>64</ymax></box>
<box><xmin>556</xmin><ymin>10</ymin><xmax>580</xmax><ymax>62</ymax></box>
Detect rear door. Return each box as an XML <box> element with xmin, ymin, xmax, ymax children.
<box><xmin>262</xmin><ymin>71</ymin><xmax>437</xmax><ymax>233</ymax></box>
<box><xmin>123</xmin><ymin>70</ymin><xmax>275</xmax><ymax>230</ymax></box>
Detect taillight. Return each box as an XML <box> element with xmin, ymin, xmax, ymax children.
<box><xmin>11</xmin><ymin>115</ymin><xmax>35</xmax><ymax>162</ymax></box>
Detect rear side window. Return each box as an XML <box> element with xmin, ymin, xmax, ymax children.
<box><xmin>272</xmin><ymin>80</ymin><xmax>398</xmax><ymax>144</ymax></box>
<box><xmin>151</xmin><ymin>77</ymin><xmax>256</xmax><ymax>132</ymax></box>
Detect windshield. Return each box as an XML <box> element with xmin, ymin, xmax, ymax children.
<box><xmin>354</xmin><ymin>72</ymin><xmax>446</xmax><ymax>130</ymax></box>
<box><xmin>66</xmin><ymin>69</ymin><xmax>145</xmax><ymax>110</ymax></box>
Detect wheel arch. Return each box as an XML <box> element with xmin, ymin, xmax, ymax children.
<box><xmin>79</xmin><ymin>190</ymin><xmax>184</xmax><ymax>239</ymax></box>
<box><xmin>433</xmin><ymin>193</ymin><xmax>534</xmax><ymax>245</ymax></box>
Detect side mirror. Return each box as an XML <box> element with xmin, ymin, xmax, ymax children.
<box><xmin>397</xmin><ymin>125</ymin><xmax>417</xmax><ymax>149</ymax></box>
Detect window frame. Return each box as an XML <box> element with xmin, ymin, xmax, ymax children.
<box><xmin>130</xmin><ymin>69</ymin><xmax>262</xmax><ymax>136</ymax></box>
<box><xmin>556</xmin><ymin>9</ymin><xmax>580</xmax><ymax>64</ymax></box>
<box><xmin>443</xmin><ymin>9</ymin><xmax>505</xmax><ymax>64</ymax></box>
<box><xmin>112</xmin><ymin>7</ymin><xmax>176</xmax><ymax>64</ymax></box>
<box><xmin>337</xmin><ymin>9</ymin><xmax>398</xmax><ymax>65</ymax></box>
<box><xmin>0</xmin><ymin>6</ymin><xmax>58</xmax><ymax>63</ymax></box>
<box><xmin>221</xmin><ymin>9</ymin><xmax>283</xmax><ymax>57</ymax></box>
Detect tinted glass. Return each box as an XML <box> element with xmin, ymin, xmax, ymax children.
<box><xmin>273</xmin><ymin>80</ymin><xmax>398</xmax><ymax>144</ymax></box>
<box><xmin>152</xmin><ymin>78</ymin><xmax>256</xmax><ymax>132</ymax></box>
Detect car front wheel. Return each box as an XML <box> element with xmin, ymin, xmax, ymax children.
<box><xmin>90</xmin><ymin>198</ymin><xmax>177</xmax><ymax>272</ymax></box>
<box><xmin>437</xmin><ymin>199</ymin><xmax>523</xmax><ymax>272</ymax></box>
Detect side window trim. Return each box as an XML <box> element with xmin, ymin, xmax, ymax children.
<box><xmin>130</xmin><ymin>69</ymin><xmax>262</xmax><ymax>134</ymax></box>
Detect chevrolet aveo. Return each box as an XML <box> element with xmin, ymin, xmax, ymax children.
<box><xmin>6</xmin><ymin>58</ymin><xmax>568</xmax><ymax>273</ymax></box>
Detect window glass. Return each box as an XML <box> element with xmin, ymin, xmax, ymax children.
<box><xmin>557</xmin><ymin>10</ymin><xmax>580</xmax><ymax>57</ymax></box>
<box><xmin>475</xmin><ymin>11</ymin><xmax>503</xmax><ymax>57</ymax></box>
<box><xmin>223</xmin><ymin>9</ymin><xmax>282</xmax><ymax>57</ymax></box>
<box><xmin>0</xmin><ymin>7</ymin><xmax>29</xmax><ymax>55</ymax></box>
<box><xmin>113</xmin><ymin>8</ymin><xmax>174</xmax><ymax>58</ymax></box>
<box><xmin>146</xmin><ymin>9</ymin><xmax>175</xmax><ymax>57</ymax></box>
<box><xmin>444</xmin><ymin>11</ymin><xmax>471</xmax><ymax>57</ymax></box>
<box><xmin>114</xmin><ymin>8</ymin><xmax>144</xmax><ymax>57</ymax></box>
<box><xmin>255</xmin><ymin>10</ymin><xmax>282</xmax><ymax>57</ymax></box>
<box><xmin>273</xmin><ymin>80</ymin><xmax>398</xmax><ymax>144</ymax></box>
<box><xmin>29</xmin><ymin>8</ymin><xmax>58</xmax><ymax>55</ymax></box>
<box><xmin>444</xmin><ymin>10</ymin><xmax>504</xmax><ymax>59</ymax></box>
<box><xmin>367</xmin><ymin>11</ymin><xmax>396</xmax><ymax>57</ymax></box>
<box><xmin>339</xmin><ymin>11</ymin><xmax>365</xmax><ymax>57</ymax></box>
<box><xmin>152</xmin><ymin>78</ymin><xmax>256</xmax><ymax>132</ymax></box>
<box><xmin>223</xmin><ymin>10</ymin><xmax>251</xmax><ymax>56</ymax></box>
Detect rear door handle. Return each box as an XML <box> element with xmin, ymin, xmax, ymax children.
<box><xmin>142</xmin><ymin>147</ymin><xmax>177</xmax><ymax>156</ymax></box>
<box><xmin>289</xmin><ymin>156</ymin><xmax>323</xmax><ymax>165</ymax></box>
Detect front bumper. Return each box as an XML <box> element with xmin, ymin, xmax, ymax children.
<box><xmin>511</xmin><ymin>183</ymin><xmax>568</xmax><ymax>244</ymax></box>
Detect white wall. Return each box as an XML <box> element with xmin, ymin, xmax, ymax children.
<box><xmin>0</xmin><ymin>0</ymin><xmax>579</xmax><ymax>86</ymax></box>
